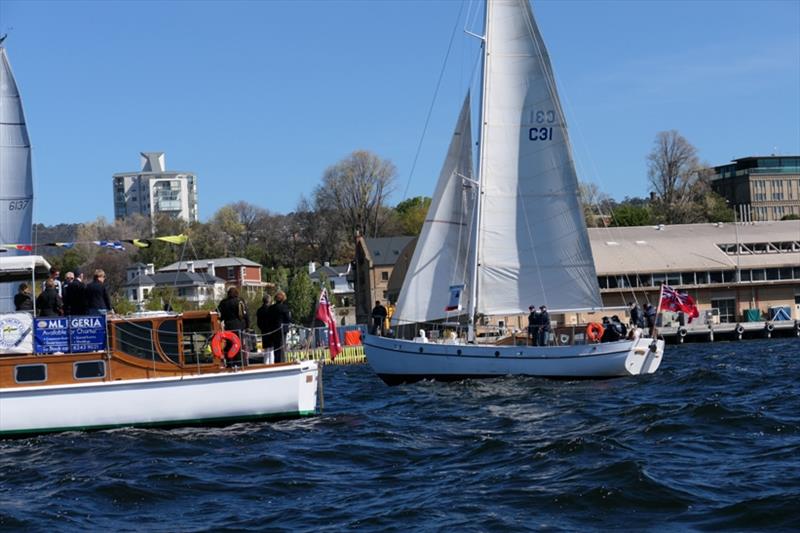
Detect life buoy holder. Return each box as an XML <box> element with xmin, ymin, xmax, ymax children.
<box><xmin>678</xmin><ymin>327</ymin><xmax>688</xmax><ymax>338</ymax></box>
<box><xmin>211</xmin><ymin>331</ymin><xmax>242</xmax><ymax>360</ymax></box>
<box><xmin>765</xmin><ymin>322</ymin><xmax>774</xmax><ymax>332</ymax></box>
<box><xmin>586</xmin><ymin>322</ymin><xmax>604</xmax><ymax>343</ymax></box>
<box><xmin>735</xmin><ymin>324</ymin><xmax>745</xmax><ymax>335</ymax></box>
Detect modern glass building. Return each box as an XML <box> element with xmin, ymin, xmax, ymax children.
<box><xmin>711</xmin><ymin>156</ymin><xmax>800</xmax><ymax>221</ymax></box>
<box><xmin>113</xmin><ymin>152</ymin><xmax>199</xmax><ymax>223</ymax></box>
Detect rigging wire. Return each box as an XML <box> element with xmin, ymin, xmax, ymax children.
<box><xmin>400</xmin><ymin>0</ymin><xmax>467</xmax><ymax>201</ymax></box>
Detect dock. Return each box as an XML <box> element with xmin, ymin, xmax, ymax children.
<box><xmin>659</xmin><ymin>320</ymin><xmax>800</xmax><ymax>344</ymax></box>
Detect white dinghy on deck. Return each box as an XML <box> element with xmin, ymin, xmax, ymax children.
<box><xmin>365</xmin><ymin>0</ymin><xmax>666</xmax><ymax>384</ymax></box>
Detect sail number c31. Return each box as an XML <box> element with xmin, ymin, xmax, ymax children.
<box><xmin>529</xmin><ymin>127</ymin><xmax>552</xmax><ymax>141</ymax></box>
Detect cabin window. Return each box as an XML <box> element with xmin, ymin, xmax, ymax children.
<box><xmin>15</xmin><ymin>364</ymin><xmax>47</xmax><ymax>383</ymax></box>
<box><xmin>74</xmin><ymin>361</ymin><xmax>106</xmax><ymax>379</ymax></box>
<box><xmin>157</xmin><ymin>320</ymin><xmax>181</xmax><ymax>364</ymax></box>
<box><xmin>182</xmin><ymin>316</ymin><xmax>215</xmax><ymax>365</ymax></box>
<box><xmin>115</xmin><ymin>320</ymin><xmax>159</xmax><ymax>361</ymax></box>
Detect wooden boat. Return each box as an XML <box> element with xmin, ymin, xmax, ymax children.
<box><xmin>0</xmin><ymin>308</ymin><xmax>318</xmax><ymax>436</ymax></box>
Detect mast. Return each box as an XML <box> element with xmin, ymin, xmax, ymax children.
<box><xmin>467</xmin><ymin>0</ymin><xmax>491</xmax><ymax>342</ymax></box>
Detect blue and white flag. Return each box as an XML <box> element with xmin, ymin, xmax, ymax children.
<box><xmin>94</xmin><ymin>240</ymin><xmax>126</xmax><ymax>252</ymax></box>
<box><xmin>445</xmin><ymin>284</ymin><xmax>465</xmax><ymax>312</ymax></box>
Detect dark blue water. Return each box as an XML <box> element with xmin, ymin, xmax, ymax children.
<box><xmin>2</xmin><ymin>338</ymin><xmax>799</xmax><ymax>531</ymax></box>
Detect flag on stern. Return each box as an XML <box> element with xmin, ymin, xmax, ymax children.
<box><xmin>315</xmin><ymin>288</ymin><xmax>342</xmax><ymax>359</ymax></box>
<box><xmin>659</xmin><ymin>285</ymin><xmax>699</xmax><ymax>322</ymax></box>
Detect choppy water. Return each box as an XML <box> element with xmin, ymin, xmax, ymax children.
<box><xmin>2</xmin><ymin>338</ymin><xmax>799</xmax><ymax>531</ymax></box>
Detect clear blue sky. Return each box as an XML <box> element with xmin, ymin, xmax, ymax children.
<box><xmin>2</xmin><ymin>0</ymin><xmax>799</xmax><ymax>226</ymax></box>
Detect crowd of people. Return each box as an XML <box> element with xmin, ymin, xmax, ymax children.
<box><xmin>216</xmin><ymin>287</ymin><xmax>293</xmax><ymax>364</ymax></box>
<box><xmin>13</xmin><ymin>267</ymin><xmax>113</xmax><ymax>317</ymax></box>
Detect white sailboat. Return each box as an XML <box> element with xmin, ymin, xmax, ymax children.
<box><xmin>365</xmin><ymin>0</ymin><xmax>664</xmax><ymax>384</ymax></box>
<box><xmin>0</xmin><ymin>39</ymin><xmax>35</xmax><ymax>313</ymax></box>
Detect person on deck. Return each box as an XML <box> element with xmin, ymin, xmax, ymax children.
<box><xmin>371</xmin><ymin>300</ymin><xmax>388</xmax><ymax>336</ymax></box>
<box><xmin>629</xmin><ymin>301</ymin><xmax>644</xmax><ymax>329</ymax></box>
<box><xmin>85</xmin><ymin>269</ymin><xmax>113</xmax><ymax>315</ymax></box>
<box><xmin>217</xmin><ymin>287</ymin><xmax>250</xmax><ymax>366</ymax></box>
<box><xmin>36</xmin><ymin>278</ymin><xmax>63</xmax><ymax>317</ymax></box>
<box><xmin>527</xmin><ymin>305</ymin><xmax>540</xmax><ymax>346</ymax></box>
<box><xmin>644</xmin><ymin>303</ymin><xmax>657</xmax><ymax>338</ymax></box>
<box><xmin>14</xmin><ymin>283</ymin><xmax>33</xmax><ymax>312</ymax></box>
<box><xmin>538</xmin><ymin>305</ymin><xmax>551</xmax><ymax>346</ymax></box>
<box><xmin>64</xmin><ymin>270</ymin><xmax>87</xmax><ymax>316</ymax></box>
<box><xmin>256</xmin><ymin>293</ymin><xmax>272</xmax><ymax>354</ymax></box>
<box><xmin>263</xmin><ymin>291</ymin><xmax>292</xmax><ymax>363</ymax></box>
<box><xmin>41</xmin><ymin>267</ymin><xmax>62</xmax><ymax>298</ymax></box>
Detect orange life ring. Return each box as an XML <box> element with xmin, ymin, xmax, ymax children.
<box><xmin>211</xmin><ymin>331</ymin><xmax>242</xmax><ymax>360</ymax></box>
<box><xmin>586</xmin><ymin>322</ymin><xmax>604</xmax><ymax>343</ymax></box>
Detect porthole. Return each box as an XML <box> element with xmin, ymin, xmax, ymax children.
<box><xmin>419</xmin><ymin>347</ymin><xmax>424</xmax><ymax>353</ymax></box>
<box><xmin>457</xmin><ymin>349</ymin><xmax>462</xmax><ymax>356</ymax></box>
<box><xmin>494</xmin><ymin>351</ymin><xmax>500</xmax><ymax>357</ymax></box>
<box><xmin>15</xmin><ymin>364</ymin><xmax>47</xmax><ymax>383</ymax></box>
<box><xmin>74</xmin><ymin>361</ymin><xmax>106</xmax><ymax>380</ymax></box>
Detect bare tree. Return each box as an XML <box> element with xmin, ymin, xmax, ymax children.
<box><xmin>647</xmin><ymin>130</ymin><xmax>702</xmax><ymax>224</ymax></box>
<box><xmin>314</xmin><ymin>150</ymin><xmax>397</xmax><ymax>239</ymax></box>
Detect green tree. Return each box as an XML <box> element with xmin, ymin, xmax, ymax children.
<box><xmin>395</xmin><ymin>196</ymin><xmax>431</xmax><ymax>235</ymax></box>
<box><xmin>287</xmin><ymin>269</ymin><xmax>316</xmax><ymax>326</ymax></box>
<box><xmin>782</xmin><ymin>213</ymin><xmax>800</xmax><ymax>221</ymax></box>
<box><xmin>610</xmin><ymin>204</ymin><xmax>653</xmax><ymax>226</ymax></box>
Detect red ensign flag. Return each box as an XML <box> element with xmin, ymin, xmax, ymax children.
<box><xmin>315</xmin><ymin>289</ymin><xmax>342</xmax><ymax>359</ymax></box>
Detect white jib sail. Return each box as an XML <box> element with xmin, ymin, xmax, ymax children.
<box><xmin>0</xmin><ymin>45</ymin><xmax>34</xmax><ymax>312</ymax></box>
<box><xmin>475</xmin><ymin>0</ymin><xmax>601</xmax><ymax>315</ymax></box>
<box><xmin>393</xmin><ymin>93</ymin><xmax>474</xmax><ymax>325</ymax></box>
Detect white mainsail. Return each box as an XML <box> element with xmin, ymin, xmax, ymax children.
<box><xmin>0</xmin><ymin>44</ymin><xmax>34</xmax><ymax>312</ymax></box>
<box><xmin>475</xmin><ymin>0</ymin><xmax>601</xmax><ymax>315</ymax></box>
<box><xmin>393</xmin><ymin>93</ymin><xmax>474</xmax><ymax>325</ymax></box>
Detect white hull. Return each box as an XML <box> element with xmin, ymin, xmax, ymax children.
<box><xmin>0</xmin><ymin>361</ymin><xmax>318</xmax><ymax>436</ymax></box>
<box><xmin>365</xmin><ymin>335</ymin><xmax>664</xmax><ymax>385</ymax></box>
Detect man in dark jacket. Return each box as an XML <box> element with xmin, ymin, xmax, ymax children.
<box><xmin>14</xmin><ymin>283</ymin><xmax>34</xmax><ymax>312</ymax></box>
<box><xmin>629</xmin><ymin>301</ymin><xmax>644</xmax><ymax>329</ymax></box>
<box><xmin>527</xmin><ymin>305</ymin><xmax>540</xmax><ymax>346</ymax></box>
<box><xmin>538</xmin><ymin>305</ymin><xmax>551</xmax><ymax>346</ymax></box>
<box><xmin>85</xmin><ymin>269</ymin><xmax>113</xmax><ymax>315</ymax></box>
<box><xmin>256</xmin><ymin>293</ymin><xmax>272</xmax><ymax>354</ymax></box>
<box><xmin>644</xmin><ymin>303</ymin><xmax>657</xmax><ymax>337</ymax></box>
<box><xmin>263</xmin><ymin>291</ymin><xmax>292</xmax><ymax>363</ymax></box>
<box><xmin>217</xmin><ymin>287</ymin><xmax>249</xmax><ymax>332</ymax></box>
<box><xmin>370</xmin><ymin>301</ymin><xmax>388</xmax><ymax>336</ymax></box>
<box><xmin>36</xmin><ymin>278</ymin><xmax>63</xmax><ymax>317</ymax></box>
<box><xmin>62</xmin><ymin>270</ymin><xmax>86</xmax><ymax>315</ymax></box>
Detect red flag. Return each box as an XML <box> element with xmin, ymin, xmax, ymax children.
<box><xmin>659</xmin><ymin>285</ymin><xmax>699</xmax><ymax>323</ymax></box>
<box><xmin>315</xmin><ymin>288</ymin><xmax>342</xmax><ymax>359</ymax></box>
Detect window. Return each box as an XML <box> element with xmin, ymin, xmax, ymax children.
<box><xmin>680</xmin><ymin>272</ymin><xmax>695</xmax><ymax>285</ymax></box>
<box><xmin>752</xmin><ymin>269</ymin><xmax>766</xmax><ymax>281</ymax></box>
<box><xmin>709</xmin><ymin>271</ymin><xmax>723</xmax><ymax>284</ymax></box>
<box><xmin>227</xmin><ymin>267</ymin><xmax>236</xmax><ymax>280</ymax></box>
<box><xmin>183</xmin><ymin>317</ymin><xmax>214</xmax><ymax>365</ymax></box>
<box><xmin>711</xmin><ymin>298</ymin><xmax>737</xmax><ymax>323</ymax></box>
<box><xmin>739</xmin><ymin>269</ymin><xmax>751</xmax><ymax>282</ymax></box>
<box><xmin>74</xmin><ymin>361</ymin><xmax>106</xmax><ymax>379</ymax></box>
<box><xmin>115</xmin><ymin>320</ymin><xmax>158</xmax><ymax>361</ymax></box>
<box><xmin>695</xmin><ymin>272</ymin><xmax>709</xmax><ymax>285</ymax></box>
<box><xmin>15</xmin><ymin>364</ymin><xmax>47</xmax><ymax>383</ymax></box>
<box><xmin>779</xmin><ymin>268</ymin><xmax>793</xmax><ymax>280</ymax></box>
<box><xmin>766</xmin><ymin>268</ymin><xmax>780</xmax><ymax>281</ymax></box>
<box><xmin>381</xmin><ymin>271</ymin><xmax>389</xmax><ymax>281</ymax></box>
<box><xmin>158</xmin><ymin>320</ymin><xmax>181</xmax><ymax>364</ymax></box>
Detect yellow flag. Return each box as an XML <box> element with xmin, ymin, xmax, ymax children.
<box><xmin>156</xmin><ymin>234</ymin><xmax>189</xmax><ymax>245</ymax></box>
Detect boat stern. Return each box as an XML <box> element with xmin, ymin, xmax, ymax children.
<box><xmin>624</xmin><ymin>337</ymin><xmax>665</xmax><ymax>375</ymax></box>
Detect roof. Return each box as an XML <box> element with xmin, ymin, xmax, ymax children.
<box><xmin>589</xmin><ymin>220</ymin><xmax>800</xmax><ymax>274</ymax></box>
<box><xmin>0</xmin><ymin>255</ymin><xmax>52</xmax><ymax>283</ymax></box>
<box><xmin>362</xmin><ymin>236</ymin><xmax>415</xmax><ymax>267</ymax></box>
<box><xmin>123</xmin><ymin>271</ymin><xmax>224</xmax><ymax>288</ymax></box>
<box><xmin>310</xmin><ymin>264</ymin><xmax>351</xmax><ymax>280</ymax></box>
<box><xmin>159</xmin><ymin>257</ymin><xmax>261</xmax><ymax>271</ymax></box>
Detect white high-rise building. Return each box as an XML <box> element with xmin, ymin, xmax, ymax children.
<box><xmin>113</xmin><ymin>152</ymin><xmax>198</xmax><ymax>223</ymax></box>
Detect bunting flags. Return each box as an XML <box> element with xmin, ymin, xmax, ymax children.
<box><xmin>156</xmin><ymin>234</ymin><xmax>188</xmax><ymax>245</ymax></box>
<box><xmin>1</xmin><ymin>233</ymin><xmax>187</xmax><ymax>251</ymax></box>
<box><xmin>315</xmin><ymin>288</ymin><xmax>342</xmax><ymax>360</ymax></box>
<box><xmin>124</xmin><ymin>239</ymin><xmax>152</xmax><ymax>248</ymax></box>
<box><xmin>94</xmin><ymin>240</ymin><xmax>126</xmax><ymax>252</ymax></box>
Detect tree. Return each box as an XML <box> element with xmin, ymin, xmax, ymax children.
<box><xmin>646</xmin><ymin>130</ymin><xmax>702</xmax><ymax>224</ymax></box>
<box><xmin>579</xmin><ymin>182</ymin><xmax>614</xmax><ymax>228</ymax></box>
<box><xmin>610</xmin><ymin>204</ymin><xmax>653</xmax><ymax>227</ymax></box>
<box><xmin>314</xmin><ymin>150</ymin><xmax>397</xmax><ymax>239</ymax></box>
<box><xmin>394</xmin><ymin>196</ymin><xmax>431</xmax><ymax>235</ymax></box>
<box><xmin>287</xmin><ymin>269</ymin><xmax>316</xmax><ymax>326</ymax></box>
<box><xmin>782</xmin><ymin>213</ymin><xmax>800</xmax><ymax>221</ymax></box>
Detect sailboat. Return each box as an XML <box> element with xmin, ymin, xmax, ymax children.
<box><xmin>364</xmin><ymin>0</ymin><xmax>665</xmax><ymax>384</ymax></box>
